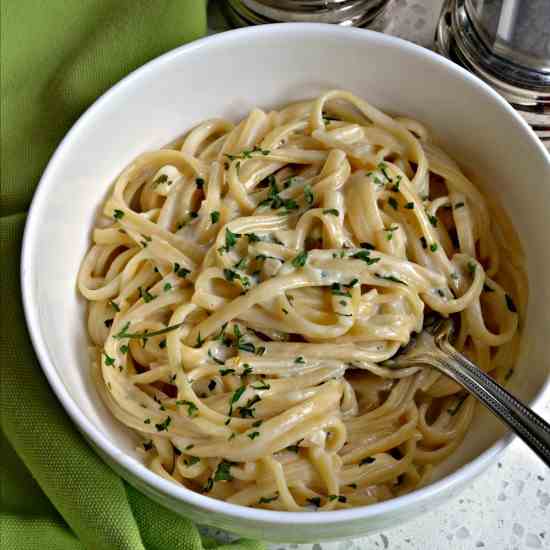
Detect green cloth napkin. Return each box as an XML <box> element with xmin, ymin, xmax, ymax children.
<box><xmin>0</xmin><ymin>2</ymin><xmax>265</xmax><ymax>549</ymax></box>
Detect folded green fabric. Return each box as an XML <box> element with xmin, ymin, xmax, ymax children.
<box><xmin>0</xmin><ymin>2</ymin><xmax>264</xmax><ymax>549</ymax></box>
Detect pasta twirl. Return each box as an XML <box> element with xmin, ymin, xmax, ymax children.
<box><xmin>78</xmin><ymin>90</ymin><xmax>525</xmax><ymax>511</ymax></box>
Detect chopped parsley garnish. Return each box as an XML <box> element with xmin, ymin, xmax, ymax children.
<box><xmin>385</xmin><ymin>225</ymin><xmax>399</xmax><ymax>240</ymax></box>
<box><xmin>113</xmin><ymin>209</ymin><xmax>124</xmax><ymax>220</ymax></box>
<box><xmin>359</xmin><ymin>457</ymin><xmax>375</xmax><ymax>465</ymax></box>
<box><xmin>155</xmin><ymin>416</ymin><xmax>172</xmax><ymax>432</ymax></box>
<box><xmin>104</xmin><ymin>318</ymin><xmax>113</xmax><ymax>328</ymax></box>
<box><xmin>251</xmin><ymin>381</ymin><xmax>270</xmax><ymax>390</ymax></box>
<box><xmin>304</xmin><ymin>184</ymin><xmax>314</xmax><ymax>206</ymax></box>
<box><xmin>291</xmin><ymin>250</ymin><xmax>308</xmax><ymax>268</ymax></box>
<box><xmin>454</xmin><ymin>202</ymin><xmax>465</xmax><ymax>209</ymax></box>
<box><xmin>184</xmin><ymin>456</ymin><xmax>200</xmax><ymax>466</ymax></box>
<box><xmin>224</xmin><ymin>228</ymin><xmax>241</xmax><ymax>251</ymax></box>
<box><xmin>220</xmin><ymin>368</ymin><xmax>236</xmax><ymax>376</ymax></box>
<box><xmin>120</xmin><ymin>344</ymin><xmax>129</xmax><ymax>354</ymax></box>
<box><xmin>225</xmin><ymin>145</ymin><xmax>270</xmax><ymax>161</ymax></box>
<box><xmin>195</xmin><ymin>177</ymin><xmax>205</xmax><ymax>189</ymax></box>
<box><xmin>467</xmin><ymin>261</ymin><xmax>476</xmax><ymax>275</ymax></box>
<box><xmin>258</xmin><ymin>494</ymin><xmax>279</xmax><ymax>504</ymax></box>
<box><xmin>375</xmin><ymin>273</ymin><xmax>408</xmax><ymax>285</ymax></box>
<box><xmin>252</xmin><ymin>420</ymin><xmax>263</xmax><ymax>428</ymax></box>
<box><xmin>103</xmin><ymin>352</ymin><xmax>115</xmax><ymax>366</ymax></box>
<box><xmin>331</xmin><ymin>283</ymin><xmax>351</xmax><ymax>298</ymax></box>
<box><xmin>228</xmin><ymin>386</ymin><xmax>246</xmax><ymax>417</ymax></box>
<box><xmin>163</xmin><ymin>282</ymin><xmax>172</xmax><ymax>292</ymax></box>
<box><xmin>306</xmin><ymin>497</ymin><xmax>321</xmax><ymax>508</ymax></box>
<box><xmin>173</xmin><ymin>263</ymin><xmax>190</xmax><ymax>278</ymax></box>
<box><xmin>109</xmin><ymin>300</ymin><xmax>120</xmax><ymax>312</ymax></box>
<box><xmin>248</xmin><ymin>431</ymin><xmax>260</xmax><ymax>440</ymax></box>
<box><xmin>388</xmin><ymin>197</ymin><xmax>399</xmax><ymax>210</ymax></box>
<box><xmin>143</xmin><ymin>418</ymin><xmax>151</xmax><ymax>424</ymax></box>
<box><xmin>210</xmin><ymin>211</ymin><xmax>220</xmax><ymax>224</ymax></box>
<box><xmin>246</xmin><ymin>232</ymin><xmax>260</xmax><ymax>242</ymax></box>
<box><xmin>430</xmin><ymin>243</ymin><xmax>438</xmax><ymax>252</ymax></box>
<box><xmin>378</xmin><ymin>162</ymin><xmax>392</xmax><ymax>182</ymax></box>
<box><xmin>114</xmin><ymin>321</ymin><xmax>185</xmax><ymax>342</ymax></box>
<box><xmin>242</xmin><ymin>364</ymin><xmax>253</xmax><ymax>376</ymax></box>
<box><xmin>405</xmin><ymin>202</ymin><xmax>414</xmax><ymax>209</ymax></box>
<box><xmin>505</xmin><ymin>294</ymin><xmax>517</xmax><ymax>313</ymax></box>
<box><xmin>207</xmin><ymin>349</ymin><xmax>224</xmax><ymax>365</ymax></box>
<box><xmin>328</xmin><ymin>495</ymin><xmax>347</xmax><ymax>503</ymax></box>
<box><xmin>152</xmin><ymin>174</ymin><xmax>169</xmax><ymax>187</ymax></box>
<box><xmin>202</xmin><ymin>478</ymin><xmax>214</xmax><ymax>493</ymax></box>
<box><xmin>360</xmin><ymin>242</ymin><xmax>375</xmax><ymax>250</ymax></box>
<box><xmin>138</xmin><ymin>287</ymin><xmax>155</xmax><ymax>303</ymax></box>
<box><xmin>213</xmin><ymin>460</ymin><xmax>236</xmax><ymax>481</ymax></box>
<box><xmin>195</xmin><ymin>333</ymin><xmax>205</xmax><ymax>348</ymax></box>
<box><xmin>427</xmin><ymin>214</ymin><xmax>438</xmax><ymax>227</ymax></box>
<box><xmin>176</xmin><ymin>400</ymin><xmax>198</xmax><ymax>417</ymax></box>
<box><xmin>223</xmin><ymin>268</ymin><xmax>250</xmax><ymax>288</ymax></box>
<box><xmin>294</xmin><ymin>356</ymin><xmax>305</xmax><ymax>364</ymax></box>
<box><xmin>351</xmin><ymin>250</ymin><xmax>380</xmax><ymax>265</ymax></box>
<box><xmin>158</xmin><ymin>340</ymin><xmax>166</xmax><ymax>350</ymax></box>
<box><xmin>323</xmin><ymin>208</ymin><xmax>339</xmax><ymax>216</ymax></box>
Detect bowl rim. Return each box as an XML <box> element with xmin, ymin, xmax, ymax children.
<box><xmin>21</xmin><ymin>22</ymin><xmax>550</xmax><ymax>526</ymax></box>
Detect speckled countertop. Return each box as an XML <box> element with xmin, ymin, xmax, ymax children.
<box><xmin>204</xmin><ymin>1</ymin><xmax>550</xmax><ymax>548</ymax></box>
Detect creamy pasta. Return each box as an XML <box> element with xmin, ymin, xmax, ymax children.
<box><xmin>78</xmin><ymin>90</ymin><xmax>525</xmax><ymax>511</ymax></box>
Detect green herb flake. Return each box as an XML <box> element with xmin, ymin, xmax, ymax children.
<box><xmin>454</xmin><ymin>202</ymin><xmax>465</xmax><ymax>209</ymax></box>
<box><xmin>430</xmin><ymin>243</ymin><xmax>438</xmax><ymax>252</ymax></box>
<box><xmin>428</xmin><ymin>214</ymin><xmax>438</xmax><ymax>227</ymax></box>
<box><xmin>103</xmin><ymin>352</ymin><xmax>115</xmax><ymax>366</ymax></box>
<box><xmin>388</xmin><ymin>197</ymin><xmax>399</xmax><ymax>210</ymax></box>
<box><xmin>306</xmin><ymin>497</ymin><xmax>321</xmax><ymax>508</ymax></box>
<box><xmin>155</xmin><ymin>416</ymin><xmax>172</xmax><ymax>432</ymax></box>
<box><xmin>195</xmin><ymin>177</ymin><xmax>205</xmax><ymax>189</ymax></box>
<box><xmin>294</xmin><ymin>356</ymin><xmax>305</xmax><ymax>364</ymax></box>
<box><xmin>291</xmin><ymin>250</ymin><xmax>308</xmax><ymax>268</ymax></box>
<box><xmin>210</xmin><ymin>211</ymin><xmax>220</xmax><ymax>224</ymax></box>
<box><xmin>113</xmin><ymin>209</ymin><xmax>124</xmax><ymax>220</ymax></box>
<box><xmin>163</xmin><ymin>282</ymin><xmax>172</xmax><ymax>292</ymax></box>
<box><xmin>213</xmin><ymin>460</ymin><xmax>235</xmax><ymax>482</ymax></box>
<box><xmin>323</xmin><ymin>208</ymin><xmax>339</xmax><ymax>216</ymax></box>
<box><xmin>258</xmin><ymin>494</ymin><xmax>279</xmax><ymax>504</ymax></box>
<box><xmin>176</xmin><ymin>400</ymin><xmax>198</xmax><ymax>417</ymax></box>
<box><xmin>184</xmin><ymin>456</ymin><xmax>200</xmax><ymax>466</ymax></box>
<box><xmin>138</xmin><ymin>287</ymin><xmax>155</xmax><ymax>303</ymax></box>
<box><xmin>304</xmin><ymin>184</ymin><xmax>314</xmax><ymax>206</ymax></box>
<box><xmin>505</xmin><ymin>294</ymin><xmax>517</xmax><ymax>313</ymax></box>
<box><xmin>405</xmin><ymin>202</ymin><xmax>415</xmax><ymax>209</ymax></box>
<box><xmin>248</xmin><ymin>431</ymin><xmax>260</xmax><ymax>440</ymax></box>
<box><xmin>351</xmin><ymin>250</ymin><xmax>380</xmax><ymax>266</ymax></box>
<box><xmin>375</xmin><ymin>273</ymin><xmax>408</xmax><ymax>286</ymax></box>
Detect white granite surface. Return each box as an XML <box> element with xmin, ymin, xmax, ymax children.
<box><xmin>203</xmin><ymin>2</ymin><xmax>550</xmax><ymax>548</ymax></box>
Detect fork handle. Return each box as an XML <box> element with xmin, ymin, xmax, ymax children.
<box><xmin>431</xmin><ymin>340</ymin><xmax>550</xmax><ymax>467</ymax></box>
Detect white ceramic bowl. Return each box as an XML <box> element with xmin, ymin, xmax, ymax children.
<box><xmin>21</xmin><ymin>24</ymin><xmax>550</xmax><ymax>543</ymax></box>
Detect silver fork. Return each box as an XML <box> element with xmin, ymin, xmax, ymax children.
<box><xmin>382</xmin><ymin>317</ymin><xmax>550</xmax><ymax>467</ymax></box>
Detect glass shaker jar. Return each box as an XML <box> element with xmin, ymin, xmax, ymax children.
<box><xmin>436</xmin><ymin>0</ymin><xmax>550</xmax><ymax>146</ymax></box>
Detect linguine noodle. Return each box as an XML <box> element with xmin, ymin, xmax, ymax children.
<box><xmin>78</xmin><ymin>90</ymin><xmax>525</xmax><ymax>511</ymax></box>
